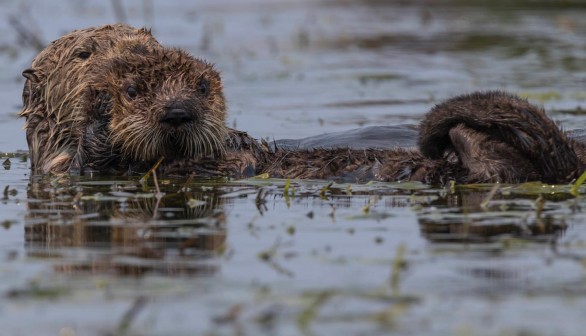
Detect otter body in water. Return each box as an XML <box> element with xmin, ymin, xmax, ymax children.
<box><xmin>19</xmin><ymin>24</ymin><xmax>586</xmax><ymax>184</ymax></box>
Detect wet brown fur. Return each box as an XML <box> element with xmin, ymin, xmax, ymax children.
<box><xmin>20</xmin><ymin>24</ymin><xmax>586</xmax><ymax>185</ymax></box>
<box><xmin>86</xmin><ymin>41</ymin><xmax>227</xmax><ymax>169</ymax></box>
<box><xmin>419</xmin><ymin>91</ymin><xmax>586</xmax><ymax>183</ymax></box>
<box><xmin>20</xmin><ymin>24</ymin><xmax>227</xmax><ymax>175</ymax></box>
<box><xmin>20</xmin><ymin>24</ymin><xmax>161</xmax><ymax>173</ymax></box>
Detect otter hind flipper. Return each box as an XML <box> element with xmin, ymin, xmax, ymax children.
<box><xmin>419</xmin><ymin>91</ymin><xmax>583</xmax><ymax>183</ymax></box>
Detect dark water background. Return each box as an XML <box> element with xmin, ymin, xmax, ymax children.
<box><xmin>1</xmin><ymin>0</ymin><xmax>586</xmax><ymax>335</ymax></box>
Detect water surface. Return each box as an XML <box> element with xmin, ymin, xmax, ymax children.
<box><xmin>1</xmin><ymin>1</ymin><xmax>586</xmax><ymax>335</ymax></box>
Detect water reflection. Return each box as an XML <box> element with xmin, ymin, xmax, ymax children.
<box><xmin>418</xmin><ymin>187</ymin><xmax>568</xmax><ymax>243</ymax></box>
<box><xmin>24</xmin><ymin>176</ymin><xmax>227</xmax><ymax>277</ymax></box>
<box><xmin>20</xmin><ymin>174</ymin><xmax>574</xmax><ymax>283</ymax></box>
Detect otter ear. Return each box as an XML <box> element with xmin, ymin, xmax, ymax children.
<box><xmin>139</xmin><ymin>27</ymin><xmax>152</xmax><ymax>35</ymax></box>
<box><xmin>22</xmin><ymin>69</ymin><xmax>39</xmax><ymax>82</ymax></box>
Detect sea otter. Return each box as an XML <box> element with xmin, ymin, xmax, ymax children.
<box><xmin>19</xmin><ymin>24</ymin><xmax>586</xmax><ymax>184</ymax></box>
<box><xmin>20</xmin><ymin>24</ymin><xmax>161</xmax><ymax>173</ymax></box>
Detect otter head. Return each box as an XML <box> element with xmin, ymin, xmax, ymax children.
<box><xmin>20</xmin><ymin>24</ymin><xmax>161</xmax><ymax>174</ymax></box>
<box><xmin>86</xmin><ymin>42</ymin><xmax>228</xmax><ymax>171</ymax></box>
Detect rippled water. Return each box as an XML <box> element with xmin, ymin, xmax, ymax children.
<box><xmin>1</xmin><ymin>0</ymin><xmax>586</xmax><ymax>335</ymax></box>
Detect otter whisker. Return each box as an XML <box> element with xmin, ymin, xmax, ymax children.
<box><xmin>179</xmin><ymin>131</ymin><xmax>193</xmax><ymax>158</ymax></box>
<box><xmin>201</xmin><ymin>128</ymin><xmax>214</xmax><ymax>156</ymax></box>
<box><xmin>205</xmin><ymin>121</ymin><xmax>227</xmax><ymax>157</ymax></box>
<box><xmin>201</xmin><ymin>125</ymin><xmax>223</xmax><ymax>157</ymax></box>
<box><xmin>192</xmin><ymin>132</ymin><xmax>202</xmax><ymax>157</ymax></box>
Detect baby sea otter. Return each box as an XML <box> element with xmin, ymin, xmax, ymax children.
<box><xmin>19</xmin><ymin>24</ymin><xmax>586</xmax><ymax>184</ymax></box>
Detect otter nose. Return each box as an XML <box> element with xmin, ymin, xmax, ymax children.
<box><xmin>161</xmin><ymin>102</ymin><xmax>194</xmax><ymax>127</ymax></box>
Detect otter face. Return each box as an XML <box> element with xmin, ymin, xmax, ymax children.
<box><xmin>20</xmin><ymin>24</ymin><xmax>161</xmax><ymax>174</ymax></box>
<box><xmin>90</xmin><ymin>45</ymin><xmax>228</xmax><ymax>165</ymax></box>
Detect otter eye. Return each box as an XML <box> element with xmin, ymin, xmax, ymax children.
<box><xmin>78</xmin><ymin>51</ymin><xmax>91</xmax><ymax>59</ymax></box>
<box><xmin>126</xmin><ymin>85</ymin><xmax>138</xmax><ymax>99</ymax></box>
<box><xmin>196</xmin><ymin>79</ymin><xmax>209</xmax><ymax>96</ymax></box>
